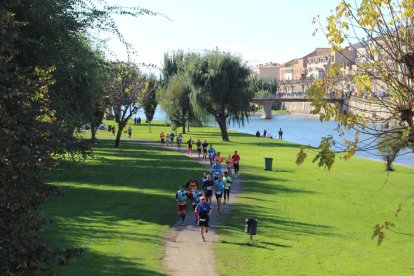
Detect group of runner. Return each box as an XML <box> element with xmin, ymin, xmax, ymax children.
<box><xmin>175</xmin><ymin>146</ymin><xmax>241</xmax><ymax>241</ymax></box>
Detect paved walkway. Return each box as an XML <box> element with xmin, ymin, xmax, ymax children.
<box><xmin>132</xmin><ymin>139</ymin><xmax>242</xmax><ymax>276</ymax></box>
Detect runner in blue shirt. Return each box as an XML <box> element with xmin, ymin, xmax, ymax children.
<box><xmin>207</xmin><ymin>144</ymin><xmax>216</xmax><ymax>166</ymax></box>
<box><xmin>195</xmin><ymin>197</ymin><xmax>212</xmax><ymax>241</ymax></box>
<box><xmin>211</xmin><ymin>160</ymin><xmax>222</xmax><ymax>179</ymax></box>
<box><xmin>214</xmin><ymin>176</ymin><xmax>225</xmax><ymax>214</ymax></box>
<box><xmin>176</xmin><ymin>185</ymin><xmax>188</xmax><ymax>226</ymax></box>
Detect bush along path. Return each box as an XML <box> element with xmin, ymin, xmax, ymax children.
<box><xmin>132</xmin><ymin>139</ymin><xmax>243</xmax><ymax>276</ymax></box>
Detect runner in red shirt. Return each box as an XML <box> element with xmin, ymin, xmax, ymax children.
<box><xmin>231</xmin><ymin>150</ymin><xmax>240</xmax><ymax>177</ymax></box>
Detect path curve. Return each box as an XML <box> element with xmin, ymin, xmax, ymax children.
<box><xmin>132</xmin><ymin>139</ymin><xmax>242</xmax><ymax>276</ymax></box>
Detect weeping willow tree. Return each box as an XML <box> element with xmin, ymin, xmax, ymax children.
<box><xmin>189</xmin><ymin>50</ymin><xmax>254</xmax><ymax>141</ymax></box>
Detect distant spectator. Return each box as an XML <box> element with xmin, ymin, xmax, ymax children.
<box><xmin>256</xmin><ymin>130</ymin><xmax>260</xmax><ymax>137</ymax></box>
<box><xmin>128</xmin><ymin>126</ymin><xmax>132</xmax><ymax>138</ymax></box>
<box><xmin>278</xmin><ymin>128</ymin><xmax>283</xmax><ymax>140</ymax></box>
<box><xmin>263</xmin><ymin>129</ymin><xmax>267</xmax><ymax>137</ymax></box>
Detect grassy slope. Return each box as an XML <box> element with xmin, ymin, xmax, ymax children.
<box><xmin>43</xmin><ymin>120</ymin><xmax>414</xmax><ymax>275</ymax></box>
<box><xmin>41</xmin><ymin>139</ymin><xmax>206</xmax><ymax>275</ymax></box>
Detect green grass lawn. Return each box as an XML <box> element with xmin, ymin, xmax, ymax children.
<box><xmin>41</xmin><ymin>139</ymin><xmax>206</xmax><ymax>275</ymax></box>
<box><xmin>43</xmin><ymin>120</ymin><xmax>414</xmax><ymax>275</ymax></box>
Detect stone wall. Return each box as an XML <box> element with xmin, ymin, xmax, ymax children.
<box><xmin>281</xmin><ymin>102</ymin><xmax>314</xmax><ymax>115</ymax></box>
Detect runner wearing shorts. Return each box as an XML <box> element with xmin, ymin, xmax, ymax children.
<box><xmin>196</xmin><ymin>139</ymin><xmax>202</xmax><ymax>158</ymax></box>
<box><xmin>226</xmin><ymin>154</ymin><xmax>234</xmax><ymax>175</ymax></box>
<box><xmin>214</xmin><ymin>176</ymin><xmax>224</xmax><ymax>214</ymax></box>
<box><xmin>202</xmin><ymin>175</ymin><xmax>214</xmax><ymax>204</ymax></box>
<box><xmin>232</xmin><ymin>150</ymin><xmax>241</xmax><ymax>177</ymax></box>
<box><xmin>202</xmin><ymin>140</ymin><xmax>208</xmax><ymax>161</ymax></box>
<box><xmin>223</xmin><ymin>171</ymin><xmax>232</xmax><ymax>203</ymax></box>
<box><xmin>176</xmin><ymin>185</ymin><xmax>188</xmax><ymax>225</ymax></box>
<box><xmin>195</xmin><ymin>197</ymin><xmax>212</xmax><ymax>241</ymax></box>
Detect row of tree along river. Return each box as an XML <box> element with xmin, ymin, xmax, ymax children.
<box><xmin>136</xmin><ymin>108</ymin><xmax>414</xmax><ymax>168</ymax></box>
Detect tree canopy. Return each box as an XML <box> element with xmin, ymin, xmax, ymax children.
<box><xmin>0</xmin><ymin>0</ymin><xmax>157</xmax><ymax>273</ymax></box>
<box><xmin>298</xmin><ymin>0</ymin><xmax>414</xmax><ymax>170</ymax></box>
<box><xmin>189</xmin><ymin>51</ymin><xmax>254</xmax><ymax>141</ymax></box>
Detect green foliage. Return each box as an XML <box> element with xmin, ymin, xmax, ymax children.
<box><xmin>309</xmin><ymin>0</ymin><xmax>414</xmax><ymax>168</ymax></box>
<box><xmin>107</xmin><ymin>62</ymin><xmax>144</xmax><ymax>147</ymax></box>
<box><xmin>140</xmin><ymin>73</ymin><xmax>159</xmax><ymax>123</ymax></box>
<box><xmin>250</xmin><ymin>76</ymin><xmax>278</xmax><ymax>96</ymax></box>
<box><xmin>158</xmin><ymin>73</ymin><xmax>194</xmax><ymax>133</ymax></box>
<box><xmin>0</xmin><ymin>0</ymin><xmax>157</xmax><ymax>273</ymax></box>
<box><xmin>189</xmin><ymin>50</ymin><xmax>254</xmax><ymax>141</ymax></box>
<box><xmin>312</xmin><ymin>136</ymin><xmax>336</xmax><ymax>170</ymax></box>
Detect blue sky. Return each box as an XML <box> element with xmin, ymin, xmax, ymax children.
<box><xmin>101</xmin><ymin>0</ymin><xmax>340</xmax><ymax>71</ymax></box>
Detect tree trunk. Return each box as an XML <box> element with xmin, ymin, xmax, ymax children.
<box><xmin>148</xmin><ymin>121</ymin><xmax>152</xmax><ymax>133</ymax></box>
<box><xmin>182</xmin><ymin>125</ymin><xmax>186</xmax><ymax>134</ymax></box>
<box><xmin>217</xmin><ymin>116</ymin><xmax>229</xmax><ymax>141</ymax></box>
<box><xmin>115</xmin><ymin>121</ymin><xmax>125</xmax><ymax>148</ymax></box>
<box><xmin>385</xmin><ymin>153</ymin><xmax>396</xmax><ymax>171</ymax></box>
<box><xmin>115</xmin><ymin>129</ymin><xmax>122</xmax><ymax>148</ymax></box>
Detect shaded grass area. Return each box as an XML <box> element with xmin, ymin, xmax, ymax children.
<box><xmin>50</xmin><ymin>120</ymin><xmax>414</xmax><ymax>275</ymax></box>
<box><xmin>41</xmin><ymin>140</ymin><xmax>206</xmax><ymax>275</ymax></box>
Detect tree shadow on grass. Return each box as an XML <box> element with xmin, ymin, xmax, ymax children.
<box><xmin>239</xmin><ymin>172</ymin><xmax>318</xmax><ymax>196</ymax></box>
<box><xmin>219</xmin><ymin>239</ymin><xmax>290</xmax><ymax>250</ymax></box>
<box><xmin>47</xmin><ymin>141</ymin><xmax>205</xmax><ymax>193</ymax></box>
<box><xmin>53</xmin><ymin>250</ymin><xmax>167</xmax><ymax>276</ymax></box>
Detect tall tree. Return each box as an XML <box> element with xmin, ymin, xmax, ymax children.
<box><xmin>161</xmin><ymin>50</ymin><xmax>200</xmax><ymax>133</ymax></box>
<box><xmin>189</xmin><ymin>51</ymin><xmax>254</xmax><ymax>141</ymax></box>
<box><xmin>297</xmin><ymin>0</ymin><xmax>414</xmax><ymax>170</ymax></box>
<box><xmin>140</xmin><ymin>74</ymin><xmax>158</xmax><ymax>133</ymax></box>
<box><xmin>108</xmin><ymin>62</ymin><xmax>143</xmax><ymax>147</ymax></box>
<box><xmin>0</xmin><ymin>0</ymin><xmax>158</xmax><ymax>273</ymax></box>
<box><xmin>158</xmin><ymin>73</ymin><xmax>193</xmax><ymax>134</ymax></box>
<box><xmin>252</xmin><ymin>76</ymin><xmax>278</xmax><ymax>96</ymax></box>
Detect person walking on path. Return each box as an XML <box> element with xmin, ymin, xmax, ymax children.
<box><xmin>128</xmin><ymin>126</ymin><xmax>132</xmax><ymax>138</ymax></box>
<box><xmin>232</xmin><ymin>150</ymin><xmax>241</xmax><ymax>177</ymax></box>
<box><xmin>195</xmin><ymin>197</ymin><xmax>212</xmax><ymax>242</ymax></box>
<box><xmin>187</xmin><ymin>137</ymin><xmax>193</xmax><ymax>155</ymax></box>
<box><xmin>169</xmin><ymin>132</ymin><xmax>175</xmax><ymax>144</ymax></box>
<box><xmin>223</xmin><ymin>171</ymin><xmax>232</xmax><ymax>204</ymax></box>
<box><xmin>176</xmin><ymin>134</ymin><xmax>183</xmax><ymax>150</ymax></box>
<box><xmin>225</xmin><ymin>154</ymin><xmax>234</xmax><ymax>175</ymax></box>
<box><xmin>207</xmin><ymin>144</ymin><xmax>216</xmax><ymax>166</ymax></box>
<box><xmin>111</xmin><ymin>126</ymin><xmax>115</xmax><ymax>136</ymax></box>
<box><xmin>214</xmin><ymin>176</ymin><xmax>224</xmax><ymax>214</ymax></box>
<box><xmin>196</xmin><ymin>139</ymin><xmax>202</xmax><ymax>159</ymax></box>
<box><xmin>176</xmin><ymin>185</ymin><xmax>188</xmax><ymax>226</ymax></box>
<box><xmin>278</xmin><ymin>128</ymin><xmax>284</xmax><ymax>140</ymax></box>
<box><xmin>160</xmin><ymin>132</ymin><xmax>165</xmax><ymax>144</ymax></box>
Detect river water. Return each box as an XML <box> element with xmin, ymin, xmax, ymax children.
<box><xmin>134</xmin><ymin>109</ymin><xmax>414</xmax><ymax>168</ymax></box>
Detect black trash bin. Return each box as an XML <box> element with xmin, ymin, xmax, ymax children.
<box><xmin>245</xmin><ymin>218</ymin><xmax>258</xmax><ymax>239</ymax></box>
<box><xmin>264</xmin><ymin>158</ymin><xmax>273</xmax><ymax>171</ymax></box>
<box><xmin>108</xmin><ymin>125</ymin><xmax>112</xmax><ymax>131</ymax></box>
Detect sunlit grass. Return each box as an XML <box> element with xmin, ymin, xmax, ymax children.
<box><xmin>44</xmin><ymin>120</ymin><xmax>414</xmax><ymax>275</ymax></box>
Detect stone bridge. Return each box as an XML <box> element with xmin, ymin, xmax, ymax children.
<box><xmin>252</xmin><ymin>93</ymin><xmax>347</xmax><ymax>119</ymax></box>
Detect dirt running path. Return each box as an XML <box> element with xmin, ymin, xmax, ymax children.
<box><xmin>133</xmin><ymin>139</ymin><xmax>242</xmax><ymax>276</ymax></box>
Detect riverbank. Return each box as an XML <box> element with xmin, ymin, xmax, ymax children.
<box><xmin>42</xmin><ymin>121</ymin><xmax>414</xmax><ymax>275</ymax></box>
